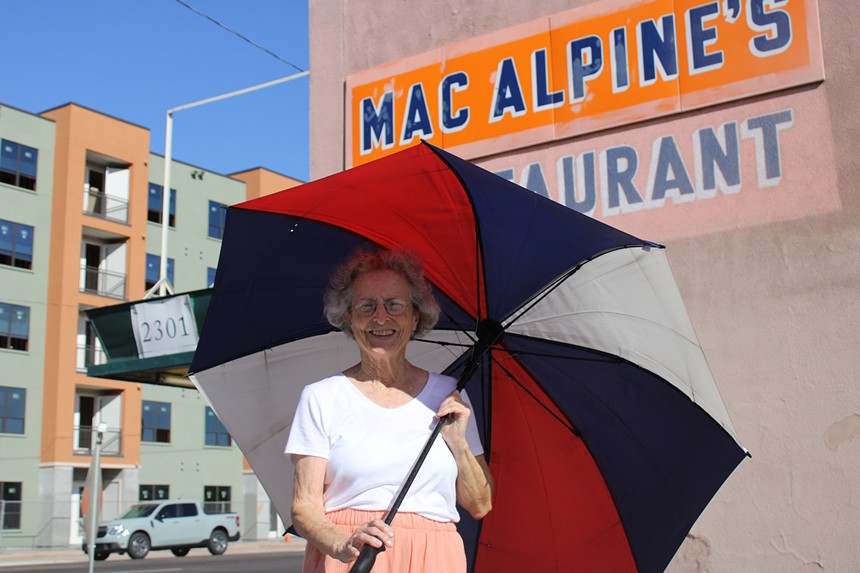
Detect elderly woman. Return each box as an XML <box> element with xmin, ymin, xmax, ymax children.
<box><xmin>285</xmin><ymin>248</ymin><xmax>494</xmax><ymax>573</ymax></box>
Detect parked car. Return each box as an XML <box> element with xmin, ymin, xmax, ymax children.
<box><xmin>82</xmin><ymin>499</ymin><xmax>241</xmax><ymax>560</ymax></box>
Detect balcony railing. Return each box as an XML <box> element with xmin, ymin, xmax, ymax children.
<box><xmin>80</xmin><ymin>265</ymin><xmax>126</xmax><ymax>300</ymax></box>
<box><xmin>83</xmin><ymin>186</ymin><xmax>129</xmax><ymax>224</ymax></box>
<box><xmin>76</xmin><ymin>343</ymin><xmax>108</xmax><ymax>372</ymax></box>
<box><xmin>74</xmin><ymin>425</ymin><xmax>122</xmax><ymax>457</ymax></box>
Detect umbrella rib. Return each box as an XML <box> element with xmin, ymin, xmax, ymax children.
<box><xmin>503</xmin><ymin>260</ymin><xmax>582</xmax><ymax>327</ymax></box>
<box><xmin>503</xmin><ymin>245</ymin><xmax>657</xmax><ymax>328</ymax></box>
<box><xmin>490</xmin><ymin>352</ymin><xmax>581</xmax><ymax>437</ymax></box>
<box><xmin>417</xmin><ymin>338</ymin><xmax>475</xmax><ymax>350</ymax></box>
<box><xmin>424</xmin><ymin>144</ymin><xmax>488</xmax><ymax>322</ymax></box>
<box><xmin>418</xmin><ymin>336</ymin><xmax>582</xmax><ymax>433</ymax></box>
<box><xmin>506</xmin><ymin>347</ymin><xmax>622</xmax><ymax>364</ymax></box>
<box><xmin>420</xmin><ymin>332</ymin><xmax>626</xmax><ymax>365</ymax></box>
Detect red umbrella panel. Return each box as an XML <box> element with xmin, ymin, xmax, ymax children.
<box><xmin>190</xmin><ymin>142</ymin><xmax>747</xmax><ymax>573</ymax></box>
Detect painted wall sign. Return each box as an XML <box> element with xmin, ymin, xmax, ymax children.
<box><xmin>346</xmin><ymin>0</ymin><xmax>824</xmax><ymax>167</ymax></box>
<box><xmin>474</xmin><ymin>89</ymin><xmax>840</xmax><ymax>241</ymax></box>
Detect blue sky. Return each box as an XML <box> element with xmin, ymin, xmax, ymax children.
<box><xmin>4</xmin><ymin>0</ymin><xmax>310</xmax><ymax>181</ymax></box>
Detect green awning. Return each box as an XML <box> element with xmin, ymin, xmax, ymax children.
<box><xmin>85</xmin><ymin>289</ymin><xmax>211</xmax><ymax>387</ymax></box>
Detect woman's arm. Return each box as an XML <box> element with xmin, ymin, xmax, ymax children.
<box><xmin>290</xmin><ymin>454</ymin><xmax>394</xmax><ymax>562</ymax></box>
<box><xmin>437</xmin><ymin>392</ymin><xmax>495</xmax><ymax>519</ymax></box>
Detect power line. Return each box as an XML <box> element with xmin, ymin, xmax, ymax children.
<box><xmin>172</xmin><ymin>0</ymin><xmax>306</xmax><ymax>73</ymax></box>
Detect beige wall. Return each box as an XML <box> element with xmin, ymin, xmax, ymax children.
<box><xmin>309</xmin><ymin>1</ymin><xmax>860</xmax><ymax>570</ymax></box>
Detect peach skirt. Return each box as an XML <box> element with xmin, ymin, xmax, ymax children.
<box><xmin>302</xmin><ymin>509</ymin><xmax>467</xmax><ymax>573</ymax></box>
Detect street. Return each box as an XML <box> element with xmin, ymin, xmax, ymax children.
<box><xmin>0</xmin><ymin>551</ymin><xmax>305</xmax><ymax>573</ymax></box>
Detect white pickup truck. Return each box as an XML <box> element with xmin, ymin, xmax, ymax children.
<box><xmin>83</xmin><ymin>499</ymin><xmax>241</xmax><ymax>560</ymax></box>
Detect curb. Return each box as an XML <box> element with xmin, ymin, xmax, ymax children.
<box><xmin>0</xmin><ymin>539</ymin><xmax>306</xmax><ymax>568</ymax></box>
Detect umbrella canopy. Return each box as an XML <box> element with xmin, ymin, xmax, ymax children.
<box><xmin>190</xmin><ymin>142</ymin><xmax>746</xmax><ymax>573</ymax></box>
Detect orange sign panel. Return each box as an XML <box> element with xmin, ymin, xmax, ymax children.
<box><xmin>346</xmin><ymin>0</ymin><xmax>823</xmax><ymax>167</ymax></box>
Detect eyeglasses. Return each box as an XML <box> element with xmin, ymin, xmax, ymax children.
<box><xmin>350</xmin><ymin>298</ymin><xmax>411</xmax><ymax>317</ymax></box>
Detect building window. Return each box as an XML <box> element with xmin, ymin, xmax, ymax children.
<box><xmin>203</xmin><ymin>485</ymin><xmax>231</xmax><ymax>514</ymax></box>
<box><xmin>208</xmin><ymin>201</ymin><xmax>227</xmax><ymax>239</ymax></box>
<box><xmin>0</xmin><ymin>220</ymin><xmax>34</xmax><ymax>270</ymax></box>
<box><xmin>207</xmin><ymin>267</ymin><xmax>217</xmax><ymax>288</ymax></box>
<box><xmin>0</xmin><ymin>140</ymin><xmax>37</xmax><ymax>191</ymax></box>
<box><xmin>139</xmin><ymin>484</ymin><xmax>170</xmax><ymax>501</ymax></box>
<box><xmin>0</xmin><ymin>303</ymin><xmax>29</xmax><ymax>352</ymax></box>
<box><xmin>145</xmin><ymin>254</ymin><xmax>174</xmax><ymax>291</ymax></box>
<box><xmin>0</xmin><ymin>386</ymin><xmax>25</xmax><ymax>434</ymax></box>
<box><xmin>148</xmin><ymin>183</ymin><xmax>176</xmax><ymax>227</ymax></box>
<box><xmin>205</xmin><ymin>407</ymin><xmax>231</xmax><ymax>447</ymax></box>
<box><xmin>141</xmin><ymin>401</ymin><xmax>171</xmax><ymax>443</ymax></box>
<box><xmin>0</xmin><ymin>482</ymin><xmax>22</xmax><ymax>529</ymax></box>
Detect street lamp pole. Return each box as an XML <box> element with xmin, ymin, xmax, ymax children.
<box><xmin>86</xmin><ymin>423</ymin><xmax>107</xmax><ymax>573</ymax></box>
<box><xmin>147</xmin><ymin>70</ymin><xmax>310</xmax><ymax>298</ymax></box>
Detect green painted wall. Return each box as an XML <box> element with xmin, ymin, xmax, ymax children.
<box><xmin>0</xmin><ymin>104</ymin><xmax>56</xmax><ymax>544</ymax></box>
<box><xmin>139</xmin><ymin>385</ymin><xmax>245</xmax><ymax>504</ymax></box>
<box><xmin>146</xmin><ymin>154</ymin><xmax>246</xmax><ymax>293</ymax></box>
<box><xmin>136</xmin><ymin>154</ymin><xmax>247</xmax><ymax>515</ymax></box>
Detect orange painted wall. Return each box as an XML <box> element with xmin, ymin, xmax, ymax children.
<box><xmin>39</xmin><ymin>104</ymin><xmax>151</xmax><ymax>467</ymax></box>
<box><xmin>231</xmin><ymin>167</ymin><xmax>303</xmax><ymax>200</ymax></box>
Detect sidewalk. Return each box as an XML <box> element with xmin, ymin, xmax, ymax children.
<box><xmin>0</xmin><ymin>538</ymin><xmax>306</xmax><ymax>569</ymax></box>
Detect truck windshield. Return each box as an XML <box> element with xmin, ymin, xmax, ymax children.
<box><xmin>120</xmin><ymin>504</ymin><xmax>159</xmax><ymax>518</ymax></box>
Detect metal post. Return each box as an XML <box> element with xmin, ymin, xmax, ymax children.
<box><xmin>87</xmin><ymin>424</ymin><xmax>106</xmax><ymax>573</ymax></box>
<box><xmin>159</xmin><ymin>111</ymin><xmax>174</xmax><ymax>297</ymax></box>
<box><xmin>144</xmin><ymin>70</ymin><xmax>309</xmax><ymax>300</ymax></box>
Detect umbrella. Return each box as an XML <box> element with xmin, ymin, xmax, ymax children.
<box><xmin>190</xmin><ymin>141</ymin><xmax>747</xmax><ymax>573</ymax></box>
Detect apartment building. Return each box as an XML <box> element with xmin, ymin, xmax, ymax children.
<box><xmin>0</xmin><ymin>102</ymin><xmax>300</xmax><ymax>548</ymax></box>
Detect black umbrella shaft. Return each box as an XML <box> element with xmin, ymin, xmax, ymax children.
<box><xmin>348</xmin><ymin>319</ymin><xmax>504</xmax><ymax>573</ymax></box>
<box><xmin>348</xmin><ymin>415</ymin><xmax>448</xmax><ymax>573</ymax></box>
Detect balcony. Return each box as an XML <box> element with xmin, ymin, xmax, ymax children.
<box><xmin>80</xmin><ymin>265</ymin><xmax>126</xmax><ymax>300</ymax></box>
<box><xmin>76</xmin><ymin>343</ymin><xmax>108</xmax><ymax>372</ymax></box>
<box><xmin>73</xmin><ymin>425</ymin><xmax>122</xmax><ymax>457</ymax></box>
<box><xmin>83</xmin><ymin>186</ymin><xmax>129</xmax><ymax>224</ymax></box>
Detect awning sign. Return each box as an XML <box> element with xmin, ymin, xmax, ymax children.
<box><xmin>130</xmin><ymin>295</ymin><xmax>200</xmax><ymax>359</ymax></box>
<box><xmin>346</xmin><ymin>0</ymin><xmax>824</xmax><ymax>166</ymax></box>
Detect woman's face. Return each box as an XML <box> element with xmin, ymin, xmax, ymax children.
<box><xmin>347</xmin><ymin>269</ymin><xmax>418</xmax><ymax>360</ymax></box>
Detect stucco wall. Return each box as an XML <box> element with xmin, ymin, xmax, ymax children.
<box><xmin>309</xmin><ymin>1</ymin><xmax>860</xmax><ymax>570</ymax></box>
<box><xmin>0</xmin><ymin>105</ymin><xmax>56</xmax><ymax>546</ymax></box>
<box><xmin>146</xmin><ymin>154</ymin><xmax>247</xmax><ymax>293</ymax></box>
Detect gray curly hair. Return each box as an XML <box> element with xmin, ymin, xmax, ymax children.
<box><xmin>324</xmin><ymin>247</ymin><xmax>441</xmax><ymax>339</ymax></box>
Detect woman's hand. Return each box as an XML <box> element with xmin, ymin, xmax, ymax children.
<box><xmin>292</xmin><ymin>455</ymin><xmax>395</xmax><ymax>563</ymax></box>
<box><xmin>437</xmin><ymin>390</ymin><xmax>472</xmax><ymax>451</ymax></box>
<box><xmin>334</xmin><ymin>518</ymin><xmax>395</xmax><ymax>562</ymax></box>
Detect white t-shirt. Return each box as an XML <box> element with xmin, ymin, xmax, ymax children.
<box><xmin>285</xmin><ymin>372</ymin><xmax>484</xmax><ymax>522</ymax></box>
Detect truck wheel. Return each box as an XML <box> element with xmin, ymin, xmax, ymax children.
<box><xmin>94</xmin><ymin>549</ymin><xmax>110</xmax><ymax>561</ymax></box>
<box><xmin>171</xmin><ymin>547</ymin><xmax>190</xmax><ymax>557</ymax></box>
<box><xmin>127</xmin><ymin>531</ymin><xmax>151</xmax><ymax>559</ymax></box>
<box><xmin>207</xmin><ymin>529</ymin><xmax>229</xmax><ymax>555</ymax></box>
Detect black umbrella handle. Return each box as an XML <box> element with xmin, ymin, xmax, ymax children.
<box><xmin>350</xmin><ymin>543</ymin><xmax>386</xmax><ymax>573</ymax></box>
<box><xmin>347</xmin><ymin>319</ymin><xmax>504</xmax><ymax>573</ymax></box>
